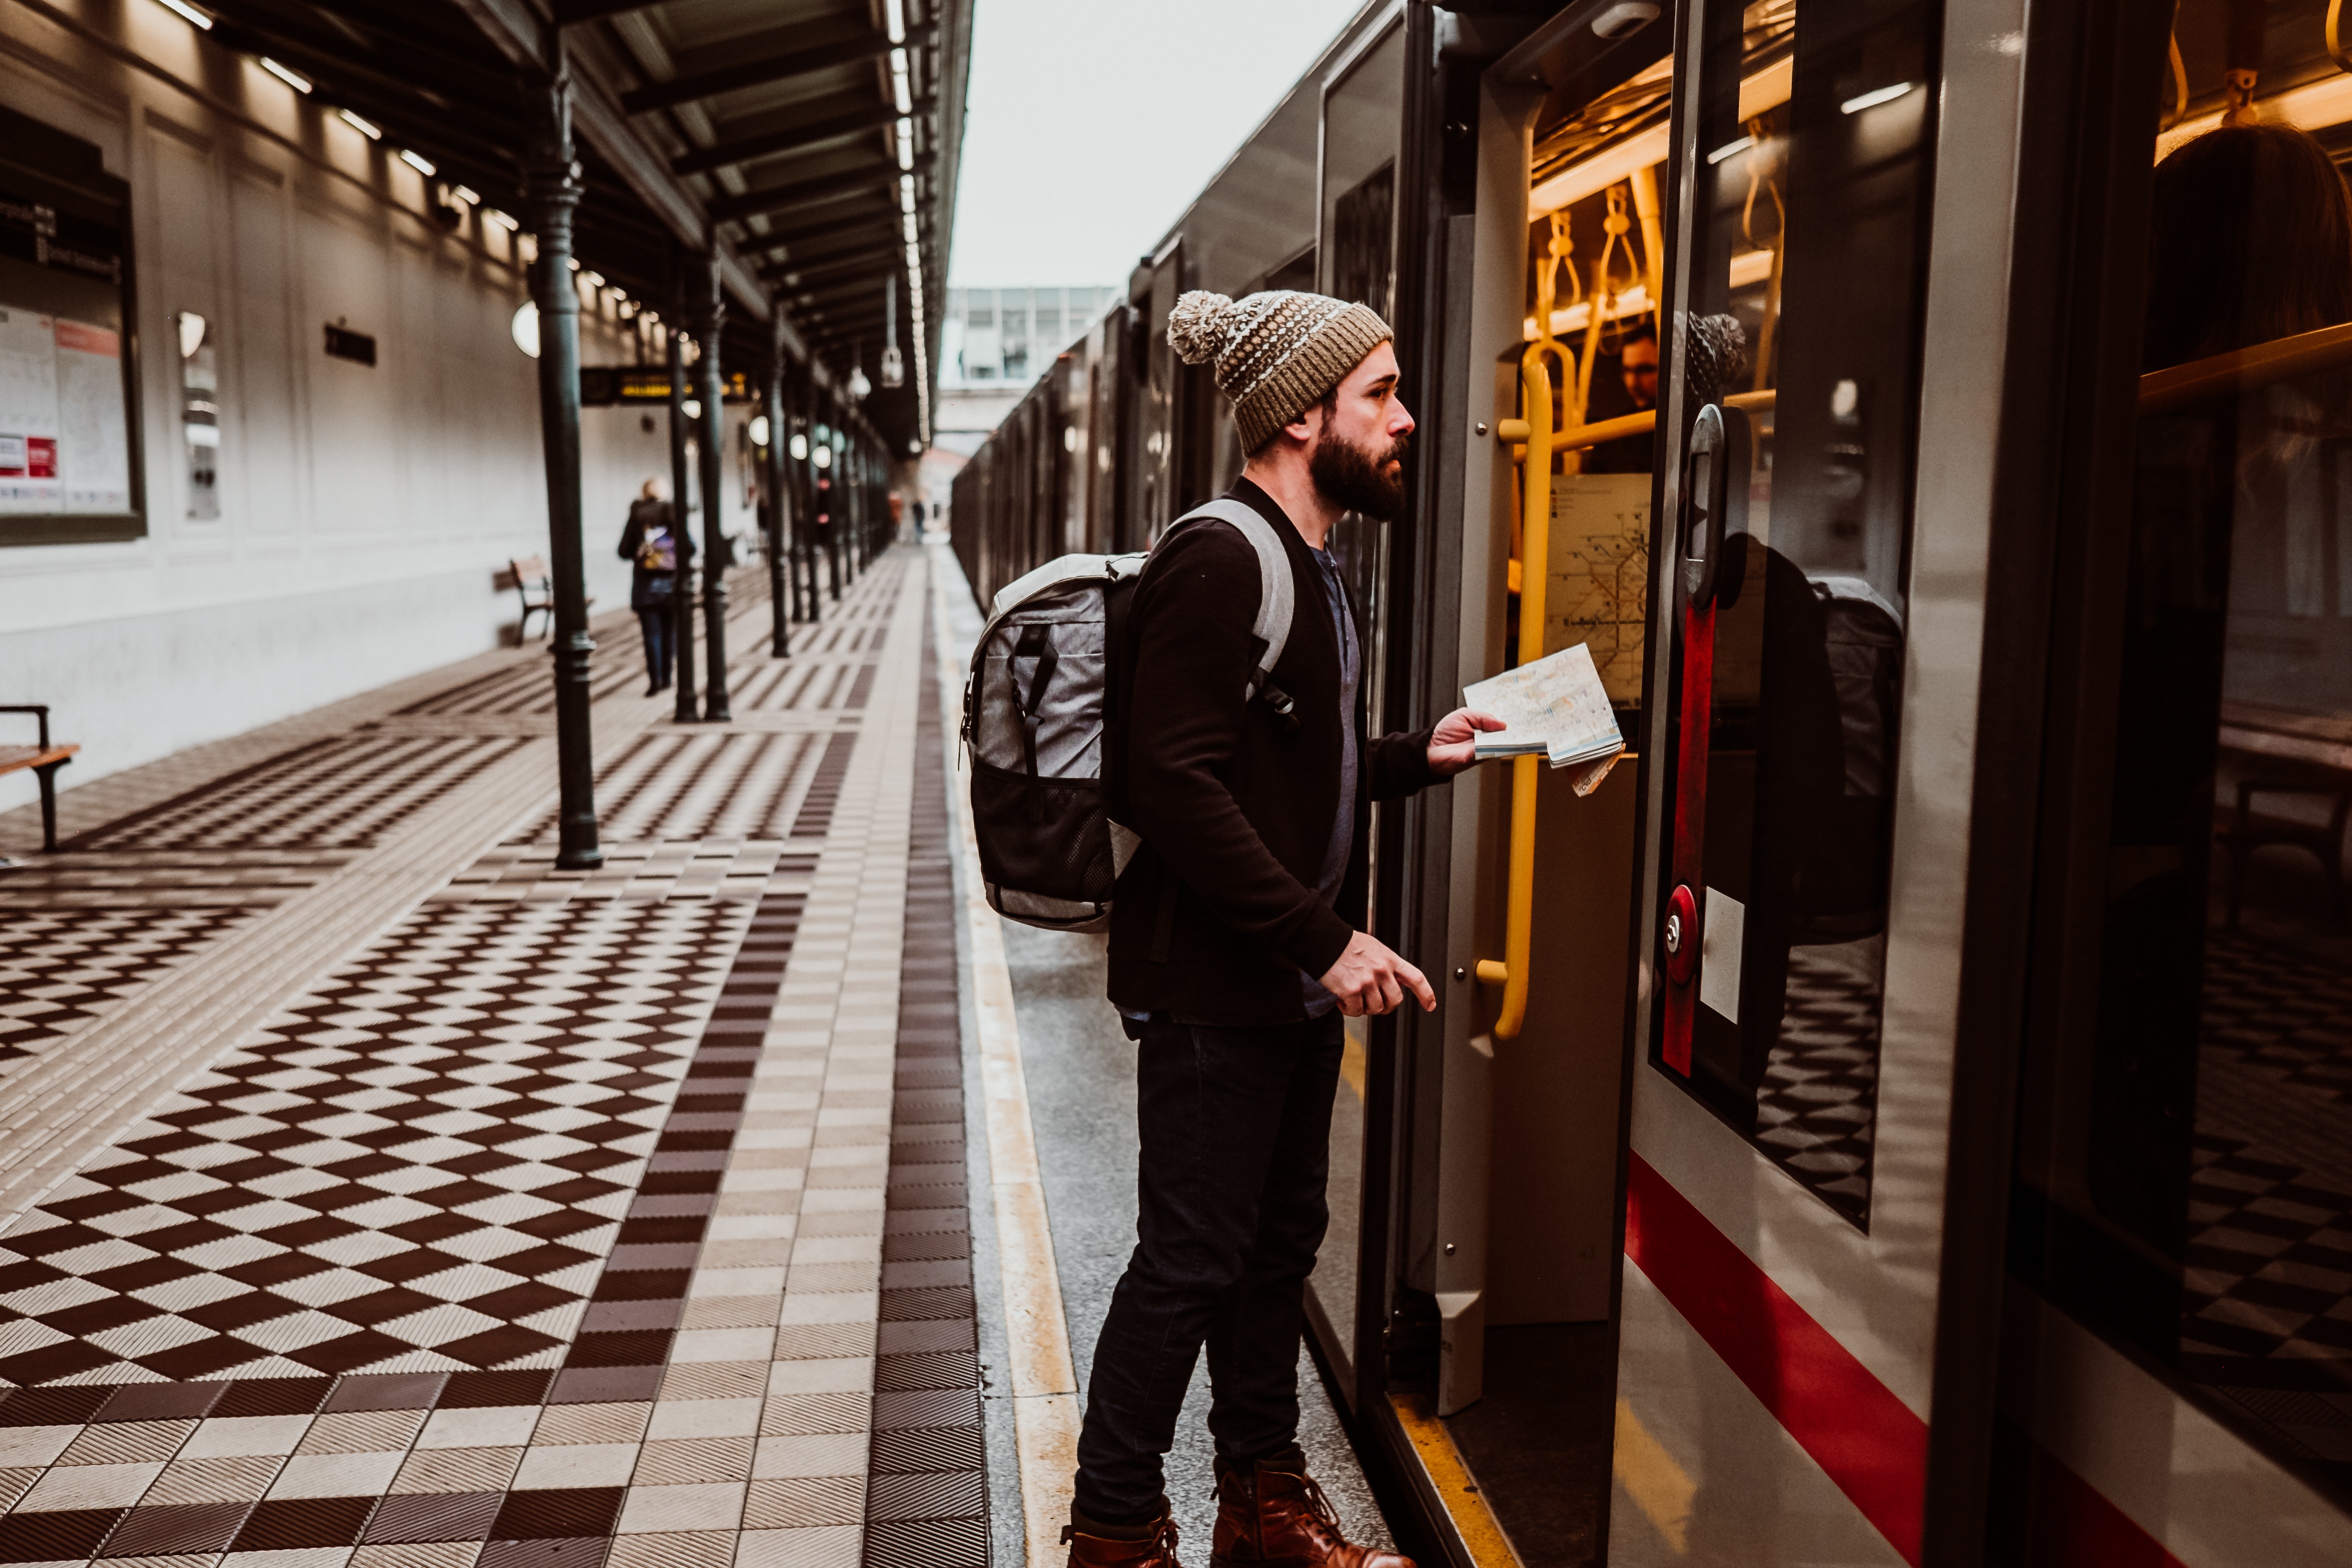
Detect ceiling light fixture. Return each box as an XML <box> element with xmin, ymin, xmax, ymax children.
<box><xmin>452</xmin><ymin>185</ymin><xmax>480</xmax><ymax>204</ymax></box>
<box><xmin>153</xmin><ymin>0</ymin><xmax>213</xmax><ymax>28</ymax></box>
<box><xmin>400</xmin><ymin>149</ymin><xmax>436</xmax><ymax>176</ymax></box>
<box><xmin>260</xmin><ymin>58</ymin><xmax>312</xmax><ymax>93</ymax></box>
<box><xmin>885</xmin><ymin>0</ymin><xmax>906</xmax><ymax>44</ymax></box>
<box><xmin>338</xmin><ymin>109</ymin><xmax>381</xmax><ymax>140</ymax></box>
<box><xmin>511</xmin><ymin>300</ymin><xmax>540</xmax><ymax>358</ymax></box>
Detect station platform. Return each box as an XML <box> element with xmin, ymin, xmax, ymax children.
<box><xmin>0</xmin><ymin>546</ymin><xmax>1399</xmax><ymax>1568</ymax></box>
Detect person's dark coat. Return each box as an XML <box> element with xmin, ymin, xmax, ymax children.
<box><xmin>618</xmin><ymin>498</ymin><xmax>693</xmax><ymax>608</ymax></box>
<box><xmin>1108</xmin><ymin>479</ymin><xmax>1436</xmax><ymax>1024</ymax></box>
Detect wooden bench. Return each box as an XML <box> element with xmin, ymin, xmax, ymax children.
<box><xmin>508</xmin><ymin>556</ymin><xmax>593</xmax><ymax>643</ymax></box>
<box><xmin>0</xmin><ymin>706</ymin><xmax>78</xmax><ymax>856</ymax></box>
<box><xmin>2216</xmin><ymin>700</ymin><xmax>2352</xmax><ymax>924</ymax></box>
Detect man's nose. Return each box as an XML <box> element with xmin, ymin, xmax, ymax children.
<box><xmin>1392</xmin><ymin>400</ymin><xmax>1415</xmax><ymax>437</ymax></box>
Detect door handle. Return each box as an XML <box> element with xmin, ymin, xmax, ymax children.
<box><xmin>1682</xmin><ymin>403</ymin><xmax>1727</xmax><ymax>608</ymax></box>
<box><xmin>1660</xmin><ymin>402</ymin><xmax>1735</xmax><ymax>1076</ymax></box>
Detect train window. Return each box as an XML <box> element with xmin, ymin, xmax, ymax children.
<box><xmin>2015</xmin><ymin>0</ymin><xmax>2352</xmax><ymax>1504</ymax></box>
<box><xmin>0</xmin><ymin>104</ymin><xmax>142</xmax><ymax>546</ymax></box>
<box><xmin>1643</xmin><ymin>0</ymin><xmax>1936</xmax><ymax>1228</ymax></box>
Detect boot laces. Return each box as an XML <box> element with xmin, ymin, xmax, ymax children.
<box><xmin>1285</xmin><ymin>1470</ymin><xmax>1345</xmax><ymax>1548</ymax></box>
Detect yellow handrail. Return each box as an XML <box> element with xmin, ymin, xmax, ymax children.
<box><xmin>1474</xmin><ymin>349</ymin><xmax>1555</xmax><ymax>1040</ymax></box>
<box><xmin>1460</xmin><ymin>312</ymin><xmax>2352</xmax><ymax>1046</ymax></box>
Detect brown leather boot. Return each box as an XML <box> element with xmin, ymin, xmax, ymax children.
<box><xmin>1064</xmin><ymin>1508</ymin><xmax>1182</xmax><ymax>1567</ymax></box>
<box><xmin>1212</xmin><ymin>1455</ymin><xmax>1414</xmax><ymax>1568</ymax></box>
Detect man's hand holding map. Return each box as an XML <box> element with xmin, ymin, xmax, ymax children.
<box><xmin>1464</xmin><ymin>643</ymin><xmax>1627</xmax><ymax>796</ymax></box>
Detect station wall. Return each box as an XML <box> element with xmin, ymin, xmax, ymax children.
<box><xmin>0</xmin><ymin>3</ymin><xmax>758</xmax><ymax>814</ymax></box>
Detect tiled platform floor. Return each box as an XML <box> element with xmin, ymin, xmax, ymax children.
<box><xmin>0</xmin><ymin>553</ymin><xmax>976</xmax><ymax>1568</ymax></box>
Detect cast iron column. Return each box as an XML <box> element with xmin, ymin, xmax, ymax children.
<box><xmin>764</xmin><ymin>332</ymin><xmax>789</xmax><ymax>656</ymax></box>
<box><xmin>526</xmin><ymin>66</ymin><xmax>601</xmax><ymax>871</ymax></box>
<box><xmin>798</xmin><ymin>374</ymin><xmax>822</xmax><ymax>622</ymax></box>
<box><xmin>666</xmin><ymin>282</ymin><xmax>696</xmax><ymax>724</ymax></box>
<box><xmin>696</xmin><ymin>250</ymin><xmax>733</xmax><ymax>722</ymax></box>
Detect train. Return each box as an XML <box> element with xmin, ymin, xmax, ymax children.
<box><xmin>948</xmin><ymin>1</ymin><xmax>2352</xmax><ymax>1564</ymax></box>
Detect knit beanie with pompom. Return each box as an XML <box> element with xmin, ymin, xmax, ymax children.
<box><xmin>1166</xmin><ymin>290</ymin><xmax>1393</xmax><ymax>455</ymax></box>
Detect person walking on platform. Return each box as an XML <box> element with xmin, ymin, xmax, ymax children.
<box><xmin>1064</xmin><ymin>290</ymin><xmax>1499</xmax><ymax>1568</ymax></box>
<box><xmin>618</xmin><ymin>477</ymin><xmax>692</xmax><ymax>696</ymax></box>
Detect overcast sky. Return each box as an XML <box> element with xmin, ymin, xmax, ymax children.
<box><xmin>946</xmin><ymin>0</ymin><xmax>1368</xmax><ymax>290</ymax></box>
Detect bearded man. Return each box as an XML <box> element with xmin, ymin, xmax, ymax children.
<box><xmin>1064</xmin><ymin>290</ymin><xmax>1499</xmax><ymax>1568</ymax></box>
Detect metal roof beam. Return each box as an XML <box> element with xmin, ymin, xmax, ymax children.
<box><xmin>708</xmin><ymin>166</ymin><xmax>899</xmax><ymax>226</ymax></box>
<box><xmin>622</xmin><ymin>29</ymin><xmax>930</xmax><ymax>116</ymax></box>
<box><xmin>448</xmin><ymin>0</ymin><xmax>792</xmax><ymax>349</ymax></box>
<box><xmin>671</xmin><ymin>100</ymin><xmax>922</xmax><ymax>177</ymax></box>
<box><xmin>768</xmin><ymin>253</ymin><xmax>896</xmax><ymax>286</ymax></box>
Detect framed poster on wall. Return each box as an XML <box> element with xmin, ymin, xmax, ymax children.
<box><xmin>0</xmin><ymin>104</ymin><xmax>142</xmax><ymax>546</ymax></box>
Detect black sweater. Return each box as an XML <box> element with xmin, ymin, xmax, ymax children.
<box><xmin>1107</xmin><ymin>480</ymin><xmax>1436</xmax><ymax>1024</ymax></box>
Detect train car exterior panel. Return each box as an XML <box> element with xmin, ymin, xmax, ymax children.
<box><xmin>950</xmin><ymin>0</ymin><xmax>2352</xmax><ymax>1562</ymax></box>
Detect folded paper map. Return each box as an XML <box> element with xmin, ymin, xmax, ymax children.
<box><xmin>1464</xmin><ymin>643</ymin><xmax>1627</xmax><ymax>796</ymax></box>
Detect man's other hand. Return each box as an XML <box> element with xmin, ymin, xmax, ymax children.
<box><xmin>1427</xmin><ymin>707</ymin><xmax>1506</xmax><ymax>776</ymax></box>
<box><xmin>1318</xmin><ymin>931</ymin><xmax>1436</xmax><ymax>1016</ymax></box>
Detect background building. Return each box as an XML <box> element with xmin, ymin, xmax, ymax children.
<box><xmin>934</xmin><ymin>284</ymin><xmax>1120</xmax><ymax>453</ymax></box>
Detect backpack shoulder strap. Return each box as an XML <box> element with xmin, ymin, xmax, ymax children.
<box><xmin>1158</xmin><ymin>498</ymin><xmax>1296</xmax><ymax>702</ymax></box>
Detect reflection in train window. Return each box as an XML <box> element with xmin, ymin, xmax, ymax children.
<box><xmin>1636</xmin><ymin>0</ymin><xmax>1935</xmax><ymax>1228</ymax></box>
<box><xmin>2022</xmin><ymin>0</ymin><xmax>2352</xmax><ymax>1504</ymax></box>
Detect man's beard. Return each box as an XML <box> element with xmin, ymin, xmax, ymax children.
<box><xmin>1309</xmin><ymin>428</ymin><xmax>1410</xmax><ymax>520</ymax></box>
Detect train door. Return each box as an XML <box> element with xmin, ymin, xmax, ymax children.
<box><xmin>1612</xmin><ymin>0</ymin><xmax>2000</xmax><ymax>1560</ymax></box>
<box><xmin>1125</xmin><ymin>241</ymin><xmax>1185</xmax><ymax>548</ymax></box>
<box><xmin>1990</xmin><ymin>0</ymin><xmax>2352</xmax><ymax>1560</ymax></box>
<box><xmin>1304</xmin><ymin>0</ymin><xmax>1410</xmax><ymax>1408</ymax></box>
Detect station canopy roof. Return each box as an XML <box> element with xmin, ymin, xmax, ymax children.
<box><xmin>188</xmin><ymin>0</ymin><xmax>970</xmax><ymax>454</ymax></box>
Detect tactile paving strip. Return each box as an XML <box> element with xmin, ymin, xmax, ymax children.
<box><xmin>860</xmin><ymin>606</ymin><xmax>984</xmax><ymax>1568</ymax></box>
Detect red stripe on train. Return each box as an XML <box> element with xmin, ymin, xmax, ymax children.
<box><xmin>2020</xmin><ymin>1440</ymin><xmax>2190</xmax><ymax>1567</ymax></box>
<box><xmin>1624</xmin><ymin>1150</ymin><xmax>1928</xmax><ymax>1564</ymax></box>
<box><xmin>1624</xmin><ymin>1154</ymin><xmax>2194</xmax><ymax>1566</ymax></box>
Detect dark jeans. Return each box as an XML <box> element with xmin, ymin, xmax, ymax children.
<box><xmin>1073</xmin><ymin>1012</ymin><xmax>1344</xmax><ymax>1523</ymax></box>
<box><xmin>636</xmin><ymin>605</ymin><xmax>674</xmax><ymax>688</ymax></box>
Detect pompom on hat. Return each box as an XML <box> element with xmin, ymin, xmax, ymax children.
<box><xmin>1166</xmin><ymin>288</ymin><xmax>1393</xmax><ymax>454</ymax></box>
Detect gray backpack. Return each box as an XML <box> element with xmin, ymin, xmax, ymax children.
<box><xmin>961</xmin><ymin>499</ymin><xmax>1297</xmax><ymax>931</ymax></box>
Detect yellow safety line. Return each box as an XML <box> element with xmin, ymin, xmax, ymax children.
<box><xmin>1387</xmin><ymin>1391</ymin><xmax>1524</xmax><ymax>1568</ymax></box>
<box><xmin>928</xmin><ymin>544</ymin><xmax>1082</xmax><ymax>1565</ymax></box>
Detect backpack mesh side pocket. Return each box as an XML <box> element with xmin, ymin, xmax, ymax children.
<box><xmin>968</xmin><ymin>758</ymin><xmax>1116</xmax><ymax>926</ymax></box>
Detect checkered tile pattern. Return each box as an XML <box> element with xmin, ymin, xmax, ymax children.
<box><xmin>68</xmin><ymin>736</ymin><xmax>530</xmax><ymax>854</ymax></box>
<box><xmin>0</xmin><ymin>908</ymin><xmax>262</xmax><ymax>1067</ymax></box>
<box><xmin>2182</xmin><ymin>1130</ymin><xmax>2352</xmax><ymax>1493</ymax></box>
<box><xmin>0</xmin><ymin>896</ymin><xmax>744</xmax><ymax>1387</ymax></box>
<box><xmin>2202</xmin><ymin>930</ymin><xmax>2352</xmax><ymax>1108</ymax></box>
<box><xmin>1751</xmin><ymin>937</ymin><xmax>1884</xmax><ymax>1226</ymax></box>
<box><xmin>0</xmin><ymin>550</ymin><xmax>960</xmax><ymax>1568</ymax></box>
<box><xmin>506</xmin><ymin>736</ymin><xmax>821</xmax><ymax>850</ymax></box>
<box><xmin>396</xmin><ymin>576</ymin><xmax>778</xmax><ymax>719</ymax></box>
